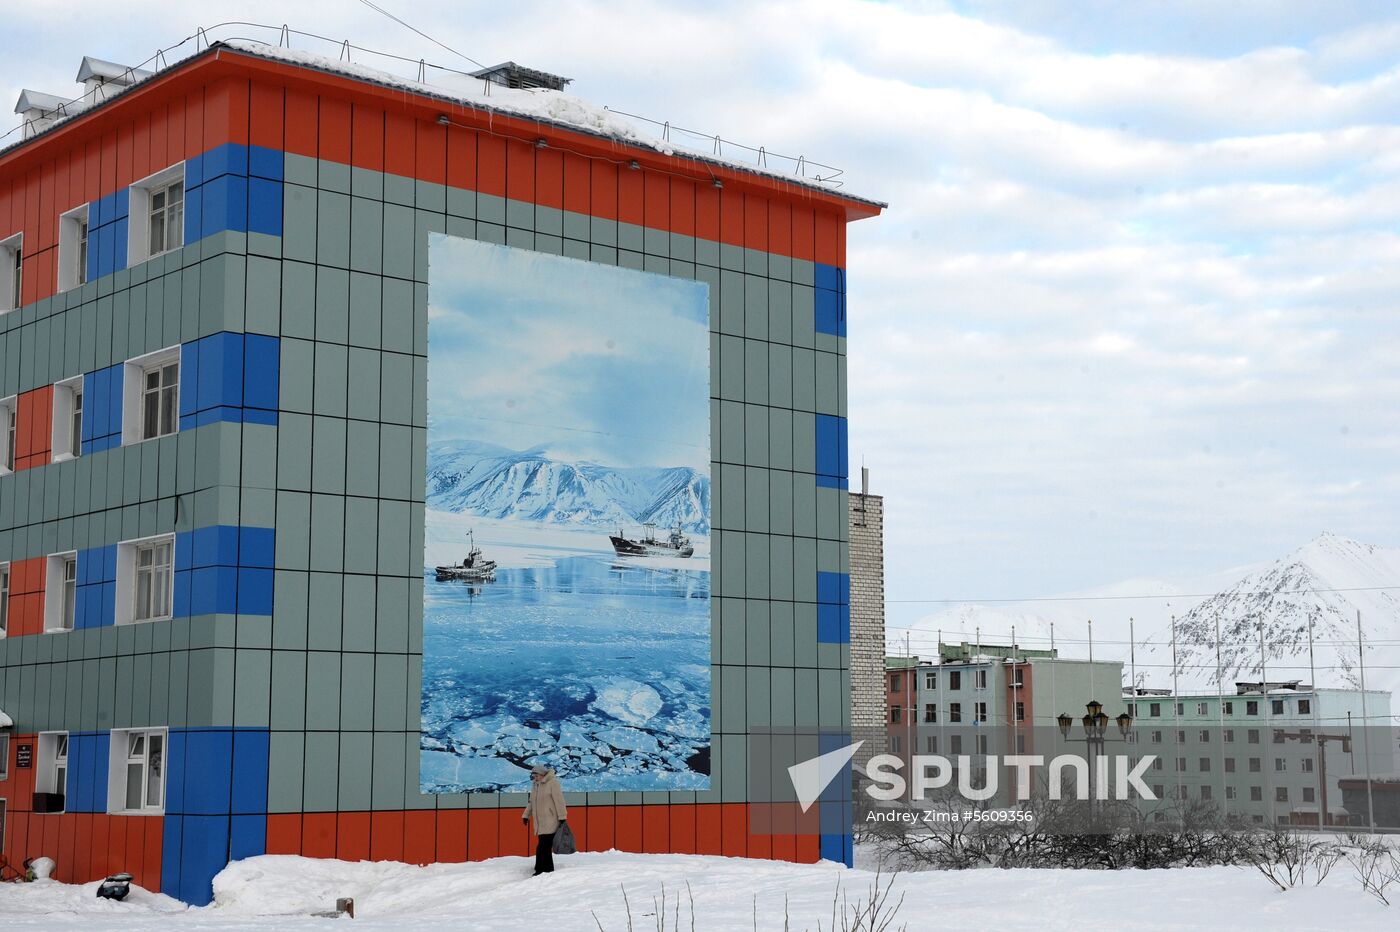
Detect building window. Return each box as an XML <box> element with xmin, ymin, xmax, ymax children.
<box><xmin>1226</xmin><ymin>786</ymin><xmax>1237</xmax><ymax>800</ymax></box>
<box><xmin>1247</xmin><ymin>729</ymin><xmax>1260</xmax><ymax>744</ymax></box>
<box><xmin>0</xmin><ymin>562</ymin><xmax>8</xmax><ymax>637</ymax></box>
<box><xmin>1199</xmin><ymin>757</ymin><xmax>1211</xmax><ymax>772</ymax></box>
<box><xmin>974</xmin><ymin>702</ymin><xmax>988</xmax><ymax>723</ymax></box>
<box><xmin>0</xmin><ymin>733</ymin><xmax>8</xmax><ymax>780</ymax></box>
<box><xmin>148</xmin><ymin>182</ymin><xmax>184</xmax><ymax>256</ymax></box>
<box><xmin>1015</xmin><ymin>701</ymin><xmax>1025</xmax><ymax>722</ymax></box>
<box><xmin>974</xmin><ymin>669</ymin><xmax>988</xmax><ymax>689</ymax></box>
<box><xmin>1223</xmin><ymin>701</ymin><xmax>1234</xmax><ymax>715</ymax></box>
<box><xmin>924</xmin><ymin>671</ymin><xmax>936</xmax><ymax>691</ymax></box>
<box><xmin>1275</xmin><ymin>758</ymin><xmax>1286</xmax><ymax>772</ymax></box>
<box><xmin>1298</xmin><ymin>699</ymin><xmax>1311</xmax><ymax>715</ymax></box>
<box><xmin>1176</xmin><ymin>757</ymin><xmax>1187</xmax><ymax>772</ymax></box>
<box><xmin>44</xmin><ymin>553</ymin><xmax>78</xmax><ymax>632</ymax></box>
<box><xmin>1246</xmin><ymin>701</ymin><xmax>1259</xmax><ymax>716</ymax></box>
<box><xmin>1303</xmin><ymin>787</ymin><xmax>1314</xmax><ymax>803</ymax></box>
<box><xmin>1127</xmin><ymin>703</ymin><xmax>1136</xmax><ymax>716</ymax></box>
<box><xmin>924</xmin><ymin>735</ymin><xmax>937</xmax><ymax>753</ymax></box>
<box><xmin>123</xmin><ymin>536</ymin><xmax>174</xmax><ymax>623</ymax></box>
<box><xmin>110</xmin><ymin>728</ymin><xmax>166</xmax><ymax>814</ymax></box>
<box><xmin>1271</xmin><ymin>699</ymin><xmax>1284</xmax><ymax>716</ymax></box>
<box><xmin>1223</xmin><ymin>729</ymin><xmax>1234</xmax><ymax>743</ymax></box>
<box><xmin>1151</xmin><ymin>757</ymin><xmax>1163</xmax><ymax>771</ymax></box>
<box><xmin>975</xmin><ymin>734</ymin><xmax>988</xmax><ymax>755</ymax></box>
<box><xmin>1149</xmin><ymin>703</ymin><xmax>1161</xmax><ymax>717</ymax></box>
<box><xmin>1225</xmin><ymin>758</ymin><xmax>1236</xmax><ymax>773</ymax></box>
<box><xmin>1302</xmin><ymin>758</ymin><xmax>1314</xmax><ymax>773</ymax></box>
<box><xmin>1150</xmin><ymin>730</ymin><xmax>1162</xmax><ymax>744</ymax></box>
<box><xmin>1011</xmin><ymin>667</ymin><xmax>1025</xmax><ymax>687</ymax></box>
<box><xmin>1198</xmin><ymin>730</ymin><xmax>1210</xmax><ymax>742</ymax></box>
<box><xmin>1275</xmin><ymin>786</ymin><xmax>1288</xmax><ymax>803</ymax></box>
<box><xmin>889</xmin><ymin>674</ymin><xmax>901</xmax><ymax>693</ymax></box>
<box><xmin>140</xmin><ymin>360</ymin><xmax>178</xmax><ymax>440</ymax></box>
<box><xmin>948</xmin><ymin>702</ymin><xmax>962</xmax><ymax>723</ymax></box>
<box><xmin>128</xmin><ymin>165</ymin><xmax>185</xmax><ymax>265</ymax></box>
<box><xmin>1015</xmin><ymin>734</ymin><xmax>1027</xmax><ymax>753</ymax></box>
<box><xmin>122</xmin><ymin>347</ymin><xmax>180</xmax><ymax>445</ymax></box>
<box><xmin>1201</xmin><ymin>785</ymin><xmax>1212</xmax><ymax>801</ymax></box>
<box><xmin>0</xmin><ymin>234</ymin><xmax>21</xmax><ymax>312</ymax></box>
<box><xmin>923</xmin><ymin>703</ymin><xmax>937</xmax><ymax>723</ymax></box>
<box><xmin>52</xmin><ymin>377</ymin><xmax>83</xmax><ymax>461</ymax></box>
<box><xmin>948</xmin><ymin>671</ymin><xmax>961</xmax><ymax>691</ymax></box>
<box><xmin>1249</xmin><ymin>757</ymin><xmax>1261</xmax><ymax>773</ymax></box>
<box><xmin>890</xmin><ymin>734</ymin><xmax>901</xmax><ymax>754</ymax></box>
<box><xmin>1</xmin><ymin>396</ymin><xmax>15</xmax><ymax>473</ymax></box>
<box><xmin>37</xmin><ymin>732</ymin><xmax>68</xmax><ymax>808</ymax></box>
<box><xmin>949</xmin><ymin>734</ymin><xmax>962</xmax><ymax>755</ymax></box>
<box><xmin>1197</xmin><ymin>702</ymin><xmax>1209</xmax><ymax>716</ymax></box>
<box><xmin>1250</xmin><ymin>786</ymin><xmax>1263</xmax><ymax>802</ymax></box>
<box><xmin>1177</xmin><ymin>730</ymin><xmax>1186</xmax><ymax>744</ymax></box>
<box><xmin>58</xmin><ymin>205</ymin><xmax>89</xmax><ymax>291</ymax></box>
<box><xmin>890</xmin><ymin>705</ymin><xmax>901</xmax><ymax>725</ymax></box>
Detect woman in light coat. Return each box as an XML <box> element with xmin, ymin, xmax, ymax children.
<box><xmin>523</xmin><ymin>764</ymin><xmax>568</xmax><ymax>875</ymax></box>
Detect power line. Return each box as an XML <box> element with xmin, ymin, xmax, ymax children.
<box><xmin>355</xmin><ymin>0</ymin><xmax>486</xmax><ymax>69</ymax></box>
<box><xmin>886</xmin><ymin>584</ymin><xmax>1400</xmax><ymax>605</ymax></box>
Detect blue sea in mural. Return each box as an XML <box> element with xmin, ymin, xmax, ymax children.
<box><xmin>419</xmin><ymin>553</ymin><xmax>711</xmax><ymax>793</ymax></box>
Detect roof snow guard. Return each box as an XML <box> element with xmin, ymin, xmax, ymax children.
<box><xmin>470</xmin><ymin>61</ymin><xmax>572</xmax><ymax>91</ymax></box>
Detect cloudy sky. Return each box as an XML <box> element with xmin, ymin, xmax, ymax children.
<box><xmin>427</xmin><ymin>237</ymin><xmax>709</xmax><ymax>469</ymax></box>
<box><xmin>6</xmin><ymin>1</ymin><xmax>1398</xmax><ymax>631</ymax></box>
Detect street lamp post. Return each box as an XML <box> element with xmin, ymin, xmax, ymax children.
<box><xmin>1058</xmin><ymin>700</ymin><xmax>1134</xmax><ymax>828</ymax></box>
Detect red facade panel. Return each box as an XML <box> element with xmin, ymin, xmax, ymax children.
<box><xmin>352</xmin><ymin>106</ymin><xmax>385</xmax><ymax>172</ymax></box>
<box><xmin>403</xmin><ymin>810</ymin><xmax>436</xmax><ymax>865</ymax></box>
<box><xmin>265</xmin><ymin>813</ymin><xmax>302</xmax><ymax>855</ymax></box>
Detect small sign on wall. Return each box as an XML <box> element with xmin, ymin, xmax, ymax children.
<box><xmin>15</xmin><ymin>743</ymin><xmax>32</xmax><ymax>769</ymax></box>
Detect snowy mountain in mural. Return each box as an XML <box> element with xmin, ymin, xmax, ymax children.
<box><xmin>427</xmin><ymin>440</ymin><xmax>710</xmax><ymax>535</ymax></box>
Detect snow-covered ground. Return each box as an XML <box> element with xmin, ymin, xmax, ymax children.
<box><xmin>1</xmin><ymin>850</ymin><xmax>1393</xmax><ymax>930</ymax></box>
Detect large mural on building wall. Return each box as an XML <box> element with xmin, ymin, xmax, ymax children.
<box><xmin>419</xmin><ymin>235</ymin><xmax>712</xmax><ymax>793</ymax></box>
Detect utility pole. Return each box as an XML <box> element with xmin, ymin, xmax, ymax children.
<box><xmin>1357</xmin><ymin>610</ymin><xmax>1376</xmax><ymax>832</ymax></box>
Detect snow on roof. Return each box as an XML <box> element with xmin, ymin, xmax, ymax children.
<box><xmin>76</xmin><ymin>56</ymin><xmax>153</xmax><ymax>85</ymax></box>
<box><xmin>14</xmin><ymin>89</ymin><xmax>78</xmax><ymax>115</ymax></box>
<box><xmin>0</xmin><ymin>705</ymin><xmax>12</xmax><ymax>728</ymax></box>
<box><xmin>219</xmin><ymin>40</ymin><xmax>881</xmax><ymax>207</ymax></box>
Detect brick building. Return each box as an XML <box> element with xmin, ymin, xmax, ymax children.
<box><xmin>0</xmin><ymin>41</ymin><xmax>882</xmax><ymax>902</ymax></box>
<box><xmin>848</xmin><ymin>467</ymin><xmax>884</xmax><ymax>763</ymax></box>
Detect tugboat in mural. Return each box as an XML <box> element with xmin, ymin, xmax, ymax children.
<box><xmin>610</xmin><ymin>523</ymin><xmax>695</xmax><ymax>558</ymax></box>
<box><xmin>435</xmin><ymin>531</ymin><xmax>498</xmax><ymax>581</ymax></box>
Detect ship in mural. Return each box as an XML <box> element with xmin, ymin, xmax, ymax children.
<box><xmin>609</xmin><ymin>523</ymin><xmax>695</xmax><ymax>558</ymax></box>
<box><xmin>433</xmin><ymin>530</ymin><xmax>497</xmax><ymax>581</ymax></box>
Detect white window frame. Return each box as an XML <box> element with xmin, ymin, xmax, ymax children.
<box><xmin>108</xmin><ymin>727</ymin><xmax>167</xmax><ymax>815</ymax></box>
<box><xmin>115</xmin><ymin>534</ymin><xmax>175</xmax><ymax>625</ymax></box>
<box><xmin>58</xmin><ymin>205</ymin><xmax>90</xmax><ymax>292</ymax></box>
<box><xmin>36</xmin><ymin>731</ymin><xmax>69</xmax><ymax>808</ymax></box>
<box><xmin>0</xmin><ymin>560</ymin><xmax>9</xmax><ymax>637</ymax></box>
<box><xmin>51</xmin><ymin>376</ymin><xmax>84</xmax><ymax>463</ymax></box>
<box><xmin>0</xmin><ymin>395</ymin><xmax>15</xmax><ymax>475</ymax></box>
<box><xmin>0</xmin><ymin>233</ymin><xmax>21</xmax><ymax>312</ymax></box>
<box><xmin>44</xmin><ymin>551</ymin><xmax>78</xmax><ymax>633</ymax></box>
<box><xmin>127</xmin><ymin>164</ymin><xmax>185</xmax><ymax>266</ymax></box>
<box><xmin>122</xmin><ymin>346</ymin><xmax>180</xmax><ymax>445</ymax></box>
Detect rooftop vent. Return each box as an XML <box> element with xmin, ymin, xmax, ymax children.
<box><xmin>76</xmin><ymin>56</ymin><xmax>153</xmax><ymax>102</ymax></box>
<box><xmin>14</xmin><ymin>89</ymin><xmax>80</xmax><ymax>139</ymax></box>
<box><xmin>469</xmin><ymin>61</ymin><xmax>571</xmax><ymax>92</ymax></box>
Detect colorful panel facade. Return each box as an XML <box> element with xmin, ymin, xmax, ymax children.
<box><xmin>0</xmin><ymin>43</ymin><xmax>878</xmax><ymax>904</ymax></box>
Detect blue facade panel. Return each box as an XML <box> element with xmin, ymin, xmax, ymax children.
<box><xmin>180</xmin><ymin>332</ymin><xmax>281</xmax><ymax>430</ymax></box>
<box><xmin>814</xmin><ymin>414</ymin><xmax>848</xmax><ymax>489</ymax></box>
<box><xmin>814</xmin><ymin>263</ymin><xmax>846</xmax><ymax>338</ymax></box>
<box><xmin>81</xmin><ymin>363</ymin><xmax>124</xmax><ymax>455</ymax></box>
<box><xmin>816</xmin><ymin>571</ymin><xmax>851</xmax><ymax>644</ymax></box>
<box><xmin>74</xmin><ymin>544</ymin><xmax>116</xmax><ymax>629</ymax></box>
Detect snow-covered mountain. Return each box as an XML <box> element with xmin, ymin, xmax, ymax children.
<box><xmin>427</xmin><ymin>440</ymin><xmax>710</xmax><ymax>535</ymax></box>
<box><xmin>898</xmin><ymin>533</ymin><xmax>1400</xmax><ymax>695</ymax></box>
